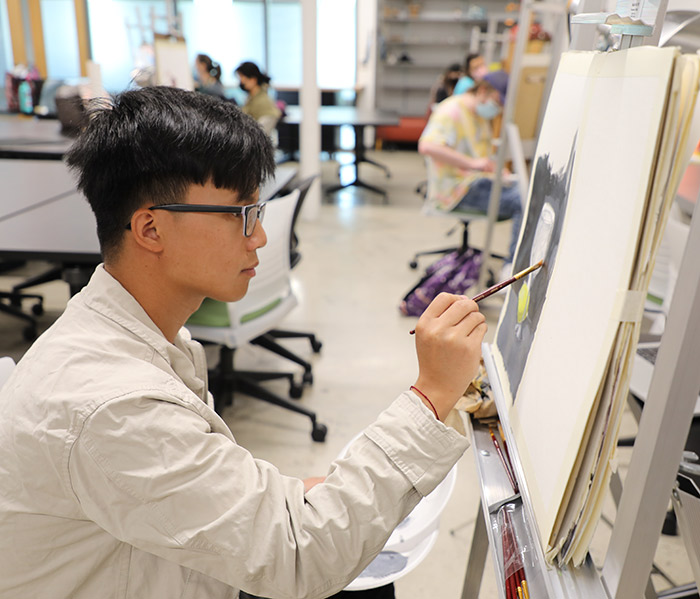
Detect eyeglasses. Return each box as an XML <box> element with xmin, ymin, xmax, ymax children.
<box><xmin>125</xmin><ymin>202</ymin><xmax>267</xmax><ymax>237</ymax></box>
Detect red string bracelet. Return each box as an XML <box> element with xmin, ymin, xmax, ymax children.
<box><xmin>410</xmin><ymin>385</ymin><xmax>440</xmax><ymax>422</ymax></box>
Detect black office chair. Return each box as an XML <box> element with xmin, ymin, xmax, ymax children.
<box><xmin>0</xmin><ymin>261</ymin><xmax>44</xmax><ymax>340</ymax></box>
<box><xmin>409</xmin><ymin>165</ymin><xmax>509</xmax><ymax>278</ymax></box>
<box><xmin>251</xmin><ymin>175</ymin><xmax>323</xmax><ymax>384</ymax></box>
<box><xmin>408</xmin><ymin>208</ymin><xmax>510</xmax><ymax>283</ymax></box>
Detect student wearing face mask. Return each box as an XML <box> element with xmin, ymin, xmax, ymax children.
<box><xmin>453</xmin><ymin>53</ymin><xmax>490</xmax><ymax>95</ymax></box>
<box><xmin>429</xmin><ymin>62</ymin><xmax>463</xmax><ymax>108</ymax></box>
<box><xmin>418</xmin><ymin>80</ymin><xmax>522</xmax><ymax>274</ymax></box>
<box><xmin>234</xmin><ymin>61</ymin><xmax>282</xmax><ymax>124</ymax></box>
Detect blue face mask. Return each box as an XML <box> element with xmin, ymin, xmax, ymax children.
<box><xmin>476</xmin><ymin>99</ymin><xmax>502</xmax><ymax>120</ymax></box>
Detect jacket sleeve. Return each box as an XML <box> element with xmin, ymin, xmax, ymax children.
<box><xmin>68</xmin><ymin>390</ymin><xmax>469</xmax><ymax>599</ymax></box>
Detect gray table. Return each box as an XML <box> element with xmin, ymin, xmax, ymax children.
<box><xmin>0</xmin><ymin>114</ymin><xmax>74</xmax><ymax>159</ymax></box>
<box><xmin>282</xmin><ymin>105</ymin><xmax>400</xmax><ymax>197</ymax></box>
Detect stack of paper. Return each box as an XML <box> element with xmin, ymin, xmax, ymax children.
<box><xmin>491</xmin><ymin>46</ymin><xmax>700</xmax><ymax>566</ymax></box>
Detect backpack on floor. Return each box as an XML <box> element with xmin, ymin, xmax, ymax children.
<box><xmin>399</xmin><ymin>249</ymin><xmax>482</xmax><ymax>318</ymax></box>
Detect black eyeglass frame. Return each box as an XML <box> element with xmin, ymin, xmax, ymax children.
<box><xmin>125</xmin><ymin>202</ymin><xmax>267</xmax><ymax>237</ymax></box>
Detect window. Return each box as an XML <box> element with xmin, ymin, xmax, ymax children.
<box><xmin>179</xmin><ymin>0</ymin><xmax>356</xmax><ymax>91</ymax></box>
<box><xmin>0</xmin><ymin>0</ymin><xmax>12</xmax><ymax>75</ymax></box>
<box><xmin>87</xmin><ymin>0</ymin><xmax>170</xmax><ymax>92</ymax></box>
<box><xmin>41</xmin><ymin>0</ymin><xmax>80</xmax><ymax>80</ymax></box>
<box><xmin>61</xmin><ymin>0</ymin><xmax>356</xmax><ymax>94</ymax></box>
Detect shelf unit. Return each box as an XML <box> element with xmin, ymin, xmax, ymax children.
<box><xmin>376</xmin><ymin>0</ymin><xmax>511</xmax><ymax>117</ymax></box>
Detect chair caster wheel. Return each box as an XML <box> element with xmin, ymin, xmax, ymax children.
<box><xmin>311</xmin><ymin>423</ymin><xmax>328</xmax><ymax>443</ymax></box>
<box><xmin>290</xmin><ymin>383</ymin><xmax>303</xmax><ymax>399</ymax></box>
<box><xmin>303</xmin><ymin>371</ymin><xmax>314</xmax><ymax>385</ymax></box>
<box><xmin>23</xmin><ymin>325</ymin><xmax>37</xmax><ymax>341</ymax></box>
<box><xmin>409</xmin><ymin>260</ymin><xmax>418</xmax><ymax>270</ymax></box>
<box><xmin>32</xmin><ymin>303</ymin><xmax>44</xmax><ymax>316</ymax></box>
<box><xmin>311</xmin><ymin>339</ymin><xmax>322</xmax><ymax>353</ymax></box>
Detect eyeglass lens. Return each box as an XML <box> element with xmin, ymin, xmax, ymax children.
<box><xmin>246</xmin><ymin>203</ymin><xmax>266</xmax><ymax>237</ymax></box>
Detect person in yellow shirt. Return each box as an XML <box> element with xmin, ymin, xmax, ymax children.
<box><xmin>418</xmin><ymin>80</ymin><xmax>522</xmax><ymax>270</ymax></box>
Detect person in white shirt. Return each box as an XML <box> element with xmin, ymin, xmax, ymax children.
<box><xmin>0</xmin><ymin>86</ymin><xmax>487</xmax><ymax>599</ymax></box>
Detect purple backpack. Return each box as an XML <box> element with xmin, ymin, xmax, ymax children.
<box><xmin>399</xmin><ymin>249</ymin><xmax>482</xmax><ymax>317</ymax></box>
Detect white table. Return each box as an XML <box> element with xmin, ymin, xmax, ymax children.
<box><xmin>0</xmin><ymin>160</ymin><xmax>297</xmax><ymax>294</ymax></box>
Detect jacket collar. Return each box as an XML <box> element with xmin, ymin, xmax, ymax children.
<box><xmin>76</xmin><ymin>265</ymin><xmax>209</xmax><ymax>402</ymax></box>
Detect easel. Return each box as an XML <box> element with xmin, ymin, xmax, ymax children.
<box><xmin>461</xmin><ymin>2</ymin><xmax>700</xmax><ymax>598</ymax></box>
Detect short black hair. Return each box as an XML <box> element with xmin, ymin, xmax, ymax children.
<box><xmin>65</xmin><ymin>86</ymin><xmax>275</xmax><ymax>260</ymax></box>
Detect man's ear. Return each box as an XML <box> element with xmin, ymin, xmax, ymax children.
<box><xmin>127</xmin><ymin>209</ymin><xmax>164</xmax><ymax>254</ymax></box>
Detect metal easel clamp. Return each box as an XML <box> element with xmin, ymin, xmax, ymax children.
<box><xmin>570</xmin><ymin>12</ymin><xmax>654</xmax><ymax>49</ymax></box>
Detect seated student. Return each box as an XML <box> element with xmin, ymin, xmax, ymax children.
<box><xmin>194</xmin><ymin>53</ymin><xmax>229</xmax><ymax>101</ymax></box>
<box><xmin>418</xmin><ymin>79</ymin><xmax>523</xmax><ymax>274</ymax></box>
<box><xmin>453</xmin><ymin>53</ymin><xmax>489</xmax><ymax>95</ymax></box>
<box><xmin>0</xmin><ymin>86</ymin><xmax>487</xmax><ymax>598</ymax></box>
<box><xmin>429</xmin><ymin>62</ymin><xmax>463</xmax><ymax>107</ymax></box>
<box><xmin>235</xmin><ymin>61</ymin><xmax>282</xmax><ymax>125</ymax></box>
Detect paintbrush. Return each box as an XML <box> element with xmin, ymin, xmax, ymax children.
<box><xmin>409</xmin><ymin>260</ymin><xmax>544</xmax><ymax>335</ymax></box>
<box><xmin>490</xmin><ymin>427</ymin><xmax>519</xmax><ymax>494</ymax></box>
<box><xmin>471</xmin><ymin>259</ymin><xmax>544</xmax><ymax>302</ymax></box>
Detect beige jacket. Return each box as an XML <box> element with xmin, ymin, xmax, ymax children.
<box><xmin>0</xmin><ymin>266</ymin><xmax>469</xmax><ymax>599</ymax></box>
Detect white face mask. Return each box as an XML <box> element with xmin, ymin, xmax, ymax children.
<box><xmin>476</xmin><ymin>99</ymin><xmax>502</xmax><ymax>120</ymax></box>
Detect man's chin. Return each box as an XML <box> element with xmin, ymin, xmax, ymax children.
<box><xmin>209</xmin><ymin>286</ymin><xmax>248</xmax><ymax>304</ymax></box>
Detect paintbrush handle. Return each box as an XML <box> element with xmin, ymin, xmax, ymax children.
<box><xmin>491</xmin><ymin>430</ymin><xmax>519</xmax><ymax>493</ymax></box>
<box><xmin>472</xmin><ymin>260</ymin><xmax>544</xmax><ymax>303</ymax></box>
<box><xmin>408</xmin><ymin>260</ymin><xmax>543</xmax><ymax>334</ymax></box>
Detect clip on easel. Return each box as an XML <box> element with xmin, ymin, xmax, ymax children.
<box><xmin>461</xmin><ymin>1</ymin><xmax>700</xmax><ymax>598</ymax></box>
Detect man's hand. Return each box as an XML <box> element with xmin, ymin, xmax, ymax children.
<box><xmin>412</xmin><ymin>293</ymin><xmax>487</xmax><ymax>421</ymax></box>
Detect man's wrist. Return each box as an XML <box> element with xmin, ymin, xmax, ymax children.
<box><xmin>410</xmin><ymin>381</ymin><xmax>461</xmax><ymax>422</ymax></box>
<box><xmin>410</xmin><ymin>385</ymin><xmax>440</xmax><ymax>421</ymax></box>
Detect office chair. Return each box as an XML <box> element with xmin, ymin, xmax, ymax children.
<box><xmin>186</xmin><ymin>190</ymin><xmax>327</xmax><ymax>442</ymax></box>
<box><xmin>254</xmin><ymin>174</ymin><xmax>322</xmax><ymax>380</ymax></box>
<box><xmin>409</xmin><ymin>158</ymin><xmax>509</xmax><ymax>275</ymax></box>
<box><xmin>0</xmin><ymin>262</ymin><xmax>44</xmax><ymax>341</ymax></box>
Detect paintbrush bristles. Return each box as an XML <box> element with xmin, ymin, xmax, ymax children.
<box><xmin>513</xmin><ymin>259</ymin><xmax>544</xmax><ymax>280</ymax></box>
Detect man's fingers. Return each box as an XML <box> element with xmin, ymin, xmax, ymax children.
<box><xmin>438</xmin><ymin>297</ymin><xmax>479</xmax><ymax>328</ymax></box>
<box><xmin>455</xmin><ymin>310</ymin><xmax>487</xmax><ymax>336</ymax></box>
<box><xmin>417</xmin><ymin>292</ymin><xmax>468</xmax><ymax>323</ymax></box>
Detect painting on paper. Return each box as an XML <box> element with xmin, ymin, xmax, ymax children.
<box><xmin>495</xmin><ymin>142</ymin><xmax>576</xmax><ymax>400</ymax></box>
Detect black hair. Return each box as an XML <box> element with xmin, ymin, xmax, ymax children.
<box><xmin>234</xmin><ymin>61</ymin><xmax>271</xmax><ymax>86</ymax></box>
<box><xmin>196</xmin><ymin>53</ymin><xmax>222</xmax><ymax>82</ymax></box>
<box><xmin>65</xmin><ymin>86</ymin><xmax>275</xmax><ymax>260</ymax></box>
<box><xmin>464</xmin><ymin>53</ymin><xmax>482</xmax><ymax>76</ymax></box>
<box><xmin>445</xmin><ymin>62</ymin><xmax>462</xmax><ymax>75</ymax></box>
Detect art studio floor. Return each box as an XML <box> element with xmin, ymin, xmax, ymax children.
<box><xmin>0</xmin><ymin>148</ymin><xmax>694</xmax><ymax>598</ymax></box>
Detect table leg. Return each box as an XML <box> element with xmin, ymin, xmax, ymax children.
<box><xmin>462</xmin><ymin>499</ymin><xmax>489</xmax><ymax>599</ymax></box>
<box><xmin>326</xmin><ymin>125</ymin><xmax>390</xmax><ymax>200</ymax></box>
